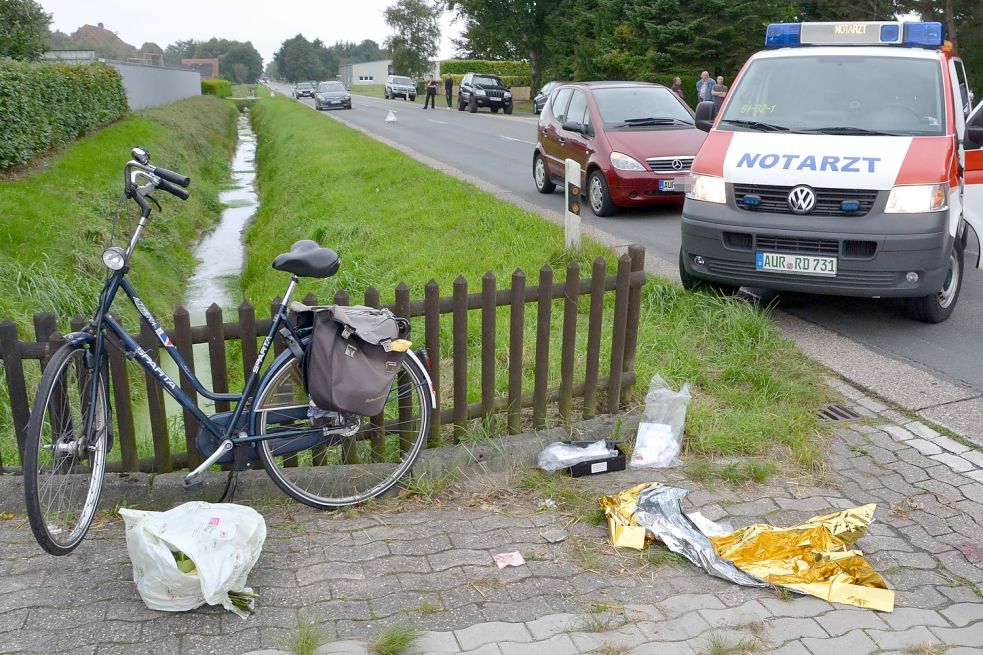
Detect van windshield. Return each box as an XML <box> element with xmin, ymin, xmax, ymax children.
<box><xmin>718</xmin><ymin>55</ymin><xmax>944</xmax><ymax>136</ymax></box>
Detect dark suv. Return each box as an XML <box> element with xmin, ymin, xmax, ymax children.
<box><xmin>458</xmin><ymin>73</ymin><xmax>513</xmax><ymax>114</ymax></box>
<box><xmin>385</xmin><ymin>75</ymin><xmax>416</xmax><ymax>101</ymax></box>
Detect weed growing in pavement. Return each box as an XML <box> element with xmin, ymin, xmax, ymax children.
<box><xmin>640</xmin><ymin>547</ymin><xmax>686</xmax><ymax>568</ymax></box>
<box><xmin>519</xmin><ymin>469</ymin><xmax>600</xmax><ymax>519</ymax></box>
<box><xmin>588</xmin><ymin>646</ymin><xmax>630</xmax><ymax>655</ymax></box>
<box><xmin>285</xmin><ymin>618</ymin><xmax>325</xmax><ymax>655</ymax></box>
<box><xmin>418</xmin><ymin>599</ymin><xmax>440</xmax><ymax>615</ymax></box>
<box><xmin>570</xmin><ymin>536</ymin><xmax>605</xmax><ymax>571</ymax></box>
<box><xmin>848</xmin><ymin>444</ymin><xmax>870</xmax><ymax>456</ymax></box>
<box><xmin>903</xmin><ymin>642</ymin><xmax>947</xmax><ymax>655</ymax></box>
<box><xmin>774</xmin><ymin>587</ymin><xmax>795</xmax><ymax>602</ymax></box>
<box><xmin>702</xmin><ymin>632</ymin><xmax>762</xmax><ymax>655</ymax></box>
<box><xmin>685</xmin><ymin>458</ymin><xmax>779</xmax><ymax>486</ymax></box>
<box><xmin>368</xmin><ymin>621</ymin><xmax>423</xmax><ymax>655</ymax></box>
<box><xmin>399</xmin><ymin>468</ymin><xmax>459</xmax><ymax>503</ymax></box>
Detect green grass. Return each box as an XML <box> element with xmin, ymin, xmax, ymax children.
<box><xmin>284</xmin><ymin>618</ymin><xmax>326</xmax><ymax>655</ymax></box>
<box><xmin>0</xmin><ymin>95</ymin><xmax>239</xmax><ymax>467</ymax></box>
<box><xmin>701</xmin><ymin>633</ymin><xmax>761</xmax><ymax>655</ymax></box>
<box><xmin>238</xmin><ymin>93</ymin><xmax>830</xmax><ymax>480</ymax></box>
<box><xmin>368</xmin><ymin>621</ymin><xmax>422</xmax><ymax>655</ymax></box>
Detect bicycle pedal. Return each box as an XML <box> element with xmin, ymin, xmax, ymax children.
<box><xmin>182</xmin><ymin>475</ymin><xmax>204</xmax><ymax>492</ymax></box>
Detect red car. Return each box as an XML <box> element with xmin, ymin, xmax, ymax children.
<box><xmin>533</xmin><ymin>82</ymin><xmax>706</xmax><ymax>216</ymax></box>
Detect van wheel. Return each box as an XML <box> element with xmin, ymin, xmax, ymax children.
<box><xmin>587</xmin><ymin>170</ymin><xmax>616</xmax><ymax>217</ymax></box>
<box><xmin>534</xmin><ymin>154</ymin><xmax>556</xmax><ymax>194</ymax></box>
<box><xmin>905</xmin><ymin>241</ymin><xmax>963</xmax><ymax>323</ymax></box>
<box><xmin>678</xmin><ymin>250</ymin><xmax>738</xmax><ymax>295</ymax></box>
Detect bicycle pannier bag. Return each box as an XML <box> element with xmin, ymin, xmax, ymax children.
<box><xmin>303</xmin><ymin>305</ymin><xmax>410</xmax><ymax>416</ymax></box>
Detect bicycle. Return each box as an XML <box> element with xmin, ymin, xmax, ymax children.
<box><xmin>23</xmin><ymin>147</ymin><xmax>435</xmax><ymax>555</ymax></box>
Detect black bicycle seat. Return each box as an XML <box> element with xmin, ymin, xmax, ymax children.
<box><xmin>272</xmin><ymin>240</ymin><xmax>340</xmax><ymax>278</ymax></box>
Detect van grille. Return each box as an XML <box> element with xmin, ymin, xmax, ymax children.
<box><xmin>734</xmin><ymin>184</ymin><xmax>878</xmax><ymax>216</ymax></box>
<box><xmin>756</xmin><ymin>234</ymin><xmax>839</xmax><ymax>255</ymax></box>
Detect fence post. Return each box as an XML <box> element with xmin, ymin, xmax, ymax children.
<box><xmin>622</xmin><ymin>244</ymin><xmax>645</xmax><ymax>397</ymax></box>
<box><xmin>238</xmin><ymin>301</ymin><xmax>257</xmax><ymax>382</ymax></box>
<box><xmin>583</xmin><ymin>258</ymin><xmax>606</xmax><ymax>419</ymax></box>
<box><xmin>424</xmin><ymin>279</ymin><xmax>441</xmax><ymax>446</ymax></box>
<box><xmin>533</xmin><ymin>265</ymin><xmax>553</xmax><ymax>430</ymax></box>
<box><xmin>173</xmin><ymin>307</ymin><xmax>201</xmax><ymax>469</ymax></box>
<box><xmin>453</xmin><ymin>275</ymin><xmax>468</xmax><ymax>443</ymax></box>
<box><xmin>139</xmin><ymin>321</ymin><xmax>171</xmax><ymax>473</ymax></box>
<box><xmin>394</xmin><ymin>283</ymin><xmax>413</xmax><ymax>456</ymax></box>
<box><xmin>559</xmin><ymin>261</ymin><xmax>579</xmax><ymax>422</ymax></box>
<box><xmin>607</xmin><ymin>254</ymin><xmax>632</xmax><ymax>413</ymax></box>
<box><xmin>33</xmin><ymin>313</ymin><xmax>57</xmax><ymax>369</ymax></box>
<box><xmin>206</xmin><ymin>304</ymin><xmax>230</xmax><ymax>413</ymax></box>
<box><xmin>106</xmin><ymin>317</ymin><xmax>138</xmax><ymax>471</ymax></box>
<box><xmin>481</xmin><ymin>272</ymin><xmax>496</xmax><ymax>424</ymax></box>
<box><xmin>507</xmin><ymin>269</ymin><xmax>525</xmax><ymax>434</ymax></box>
<box><xmin>0</xmin><ymin>320</ymin><xmax>29</xmax><ymax>465</ymax></box>
<box><xmin>333</xmin><ymin>290</ymin><xmax>348</xmax><ymax>306</ymax></box>
<box><xmin>365</xmin><ymin>287</ymin><xmax>384</xmax><ymax>460</ymax></box>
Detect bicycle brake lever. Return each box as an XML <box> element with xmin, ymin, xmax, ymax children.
<box><xmin>148</xmin><ymin>195</ymin><xmax>163</xmax><ymax>213</ymax></box>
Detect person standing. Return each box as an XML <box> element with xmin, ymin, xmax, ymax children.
<box><xmin>696</xmin><ymin>71</ymin><xmax>714</xmax><ymax>103</ymax></box>
<box><xmin>670</xmin><ymin>76</ymin><xmax>685</xmax><ymax>103</ymax></box>
<box><xmin>423</xmin><ymin>74</ymin><xmax>437</xmax><ymax>109</ymax></box>
<box><xmin>444</xmin><ymin>73</ymin><xmax>454</xmax><ymax>109</ymax></box>
<box><xmin>711</xmin><ymin>75</ymin><xmax>728</xmax><ymax>117</ymax></box>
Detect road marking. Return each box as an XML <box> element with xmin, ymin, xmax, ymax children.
<box><xmin>428</xmin><ymin>119</ymin><xmax>448</xmax><ymax>125</ymax></box>
<box><xmin>501</xmin><ymin>135</ymin><xmax>537</xmax><ymax>146</ymax></box>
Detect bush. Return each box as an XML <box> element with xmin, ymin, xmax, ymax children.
<box><xmin>440</xmin><ymin>59</ymin><xmax>530</xmax><ymax>77</ymax></box>
<box><xmin>0</xmin><ymin>60</ymin><xmax>128</xmax><ymax>169</ymax></box>
<box><xmin>201</xmin><ymin>79</ymin><xmax>232</xmax><ymax>98</ymax></box>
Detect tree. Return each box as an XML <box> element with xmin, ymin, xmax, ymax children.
<box><xmin>218</xmin><ymin>41</ymin><xmax>263</xmax><ymax>83</ymax></box>
<box><xmin>274</xmin><ymin>34</ymin><xmax>331</xmax><ymax>82</ymax></box>
<box><xmin>164</xmin><ymin>38</ymin><xmax>196</xmax><ymax>66</ymax></box>
<box><xmin>384</xmin><ymin>0</ymin><xmax>441</xmax><ymax>77</ymax></box>
<box><xmin>0</xmin><ymin>0</ymin><xmax>51</xmax><ymax>60</ymax></box>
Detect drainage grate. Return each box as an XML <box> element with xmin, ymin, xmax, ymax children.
<box><xmin>818</xmin><ymin>403</ymin><xmax>862</xmax><ymax>423</ymax></box>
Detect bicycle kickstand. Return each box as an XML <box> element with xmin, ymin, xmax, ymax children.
<box><xmin>183</xmin><ymin>439</ymin><xmax>233</xmax><ymax>492</ymax></box>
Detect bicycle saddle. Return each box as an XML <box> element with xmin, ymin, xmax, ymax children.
<box><xmin>272</xmin><ymin>240</ymin><xmax>340</xmax><ymax>278</ymax></box>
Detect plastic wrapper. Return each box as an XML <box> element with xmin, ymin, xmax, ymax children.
<box><xmin>600</xmin><ymin>483</ymin><xmax>894</xmax><ymax>611</ymax></box>
<box><xmin>630</xmin><ymin>375</ymin><xmax>690</xmax><ymax>468</ymax></box>
<box><xmin>120</xmin><ymin>502</ymin><xmax>267</xmax><ymax>618</ymax></box>
<box><xmin>537</xmin><ymin>439</ymin><xmax>618</xmax><ymax>472</ymax></box>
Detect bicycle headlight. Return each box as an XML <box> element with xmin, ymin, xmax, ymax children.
<box><xmin>102</xmin><ymin>247</ymin><xmax>126</xmax><ymax>270</ymax></box>
<box><xmin>885</xmin><ymin>184</ymin><xmax>947</xmax><ymax>213</ymax></box>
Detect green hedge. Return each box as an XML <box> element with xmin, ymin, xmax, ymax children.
<box><xmin>201</xmin><ymin>79</ymin><xmax>232</xmax><ymax>98</ymax></box>
<box><xmin>0</xmin><ymin>60</ymin><xmax>128</xmax><ymax>170</ymax></box>
<box><xmin>440</xmin><ymin>59</ymin><xmax>530</xmax><ymax>77</ymax></box>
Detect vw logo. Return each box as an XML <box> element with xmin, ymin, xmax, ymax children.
<box><xmin>788</xmin><ymin>186</ymin><xmax>816</xmax><ymax>214</ymax></box>
<box><xmin>671</xmin><ymin>159</ymin><xmax>683</xmax><ymax>170</ymax></box>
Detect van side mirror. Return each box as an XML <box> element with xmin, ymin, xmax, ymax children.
<box><xmin>562</xmin><ymin>120</ymin><xmax>584</xmax><ymax>134</ymax></box>
<box><xmin>695</xmin><ymin>101</ymin><xmax>715</xmax><ymax>132</ymax></box>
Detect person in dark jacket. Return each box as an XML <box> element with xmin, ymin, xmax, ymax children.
<box><xmin>423</xmin><ymin>75</ymin><xmax>437</xmax><ymax>109</ymax></box>
<box><xmin>444</xmin><ymin>73</ymin><xmax>454</xmax><ymax>108</ymax></box>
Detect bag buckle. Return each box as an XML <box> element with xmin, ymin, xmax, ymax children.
<box><xmin>381</xmin><ymin>338</ymin><xmax>393</xmax><ymax>352</ymax></box>
<box><xmin>341</xmin><ymin>325</ymin><xmax>354</xmax><ymax>339</ymax></box>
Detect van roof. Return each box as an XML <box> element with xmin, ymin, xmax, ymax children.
<box><xmin>751</xmin><ymin>45</ymin><xmax>941</xmax><ymax>61</ymax></box>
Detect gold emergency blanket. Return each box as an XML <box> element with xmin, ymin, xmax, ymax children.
<box><xmin>709</xmin><ymin>504</ymin><xmax>894</xmax><ymax>612</ymax></box>
<box><xmin>601</xmin><ymin>484</ymin><xmax>894</xmax><ymax>612</ymax></box>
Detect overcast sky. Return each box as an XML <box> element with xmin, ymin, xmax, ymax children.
<box><xmin>37</xmin><ymin>0</ymin><xmax>463</xmax><ymax>65</ymax></box>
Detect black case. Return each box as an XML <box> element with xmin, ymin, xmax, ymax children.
<box><xmin>564</xmin><ymin>440</ymin><xmax>626</xmax><ymax>477</ymax></box>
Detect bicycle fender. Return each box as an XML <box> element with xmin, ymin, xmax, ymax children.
<box><xmin>406</xmin><ymin>349</ymin><xmax>437</xmax><ymax>409</ymax></box>
<box><xmin>248</xmin><ymin>348</ymin><xmax>299</xmax><ymax>434</ymax></box>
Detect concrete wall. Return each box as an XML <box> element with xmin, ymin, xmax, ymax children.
<box><xmin>107</xmin><ymin>61</ymin><xmax>201</xmax><ymax>110</ymax></box>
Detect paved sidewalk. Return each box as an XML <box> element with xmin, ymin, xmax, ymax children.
<box><xmin>1</xmin><ymin>378</ymin><xmax>982</xmax><ymax>654</ymax></box>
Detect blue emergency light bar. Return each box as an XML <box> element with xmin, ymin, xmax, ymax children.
<box><xmin>765</xmin><ymin>21</ymin><xmax>944</xmax><ymax>48</ymax></box>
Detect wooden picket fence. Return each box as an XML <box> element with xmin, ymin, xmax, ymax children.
<box><xmin>0</xmin><ymin>246</ymin><xmax>645</xmax><ymax>473</ymax></box>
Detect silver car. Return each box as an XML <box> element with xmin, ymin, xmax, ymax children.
<box><xmin>385</xmin><ymin>75</ymin><xmax>417</xmax><ymax>101</ymax></box>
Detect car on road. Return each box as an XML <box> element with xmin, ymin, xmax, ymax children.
<box><xmin>293</xmin><ymin>82</ymin><xmax>315</xmax><ymax>99</ymax></box>
<box><xmin>458</xmin><ymin>73</ymin><xmax>513</xmax><ymax>114</ymax></box>
<box><xmin>533</xmin><ymin>81</ymin><xmax>565</xmax><ymax>114</ymax></box>
<box><xmin>314</xmin><ymin>81</ymin><xmax>352</xmax><ymax>110</ymax></box>
<box><xmin>385</xmin><ymin>75</ymin><xmax>417</xmax><ymax>101</ymax></box>
<box><xmin>533</xmin><ymin>81</ymin><xmax>705</xmax><ymax>217</ymax></box>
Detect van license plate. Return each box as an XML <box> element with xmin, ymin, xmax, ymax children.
<box><xmin>756</xmin><ymin>252</ymin><xmax>837</xmax><ymax>277</ymax></box>
<box><xmin>658</xmin><ymin>179</ymin><xmax>674</xmax><ymax>192</ymax></box>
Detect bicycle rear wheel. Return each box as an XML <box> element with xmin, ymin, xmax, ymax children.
<box><xmin>255</xmin><ymin>353</ymin><xmax>432</xmax><ymax>509</ymax></box>
<box><xmin>24</xmin><ymin>343</ymin><xmax>109</xmax><ymax>555</ymax></box>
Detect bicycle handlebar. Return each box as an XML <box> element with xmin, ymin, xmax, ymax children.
<box><xmin>156</xmin><ymin>177</ymin><xmax>190</xmax><ymax>200</ymax></box>
<box><xmin>154</xmin><ymin>166</ymin><xmax>191</xmax><ymax>189</ymax></box>
<box><xmin>124</xmin><ymin>148</ymin><xmax>192</xmax><ymax>213</ymax></box>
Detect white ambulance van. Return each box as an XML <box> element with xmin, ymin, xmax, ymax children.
<box><xmin>680</xmin><ymin>21</ymin><xmax>983</xmax><ymax>322</ymax></box>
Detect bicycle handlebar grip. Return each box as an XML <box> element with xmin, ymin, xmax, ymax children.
<box><xmin>157</xmin><ymin>178</ymin><xmax>190</xmax><ymax>200</ymax></box>
<box><xmin>154</xmin><ymin>167</ymin><xmax>191</xmax><ymax>188</ymax></box>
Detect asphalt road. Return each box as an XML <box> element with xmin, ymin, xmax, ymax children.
<box><xmin>275</xmin><ymin>84</ymin><xmax>983</xmax><ymax>395</ymax></box>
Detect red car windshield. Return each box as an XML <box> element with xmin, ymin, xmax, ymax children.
<box><xmin>592</xmin><ymin>87</ymin><xmax>694</xmax><ymax>128</ymax></box>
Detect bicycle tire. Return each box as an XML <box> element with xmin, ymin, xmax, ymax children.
<box><xmin>24</xmin><ymin>343</ymin><xmax>109</xmax><ymax>555</ymax></box>
<box><xmin>255</xmin><ymin>353</ymin><xmax>432</xmax><ymax>509</ymax></box>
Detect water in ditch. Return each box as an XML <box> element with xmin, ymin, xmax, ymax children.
<box><xmin>134</xmin><ymin>111</ymin><xmax>258</xmax><ymax>444</ymax></box>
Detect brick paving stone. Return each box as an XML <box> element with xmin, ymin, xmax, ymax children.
<box><xmin>525</xmin><ymin>613</ymin><xmax>578</xmax><ymax>639</ymax></box>
<box><xmin>457</xmin><ymin>645</ymin><xmax>503</xmax><ymax>655</ymax></box>
<box><xmin>636</xmin><ymin>615</ymin><xmax>712</xmax><ymax>642</ymax></box>
<box><xmin>857</xmin><ymin>396</ymin><xmax>888</xmax><ymax>413</ymax></box>
<box><xmin>931</xmin><ymin>453</ymin><xmax>973</xmax><ymax>472</ymax></box>
<box><xmin>930</xmin><ymin>622</ymin><xmax>983</xmax><ymax>647</ymax></box>
<box><xmin>656</xmin><ymin>593</ymin><xmax>726</xmax><ymax>619</ymax></box>
<box><xmin>941</xmin><ymin>602</ymin><xmax>983</xmax><ymax>627</ymax></box>
<box><xmin>428</xmin><ymin>550</ymin><xmax>492</xmax><ymax>572</ymax></box>
<box><xmin>962</xmin><ymin>450</ymin><xmax>983</xmax><ymax>468</ymax></box>
<box><xmin>628</xmin><ymin>642</ymin><xmax>697</xmax><ymax>655</ymax></box>
<box><xmin>313</xmin><ymin>641</ymin><xmax>368</xmax><ymax>655</ymax></box>
<box><xmin>404</xmin><ymin>631</ymin><xmax>459</xmax><ymax>654</ymax></box>
<box><xmin>758</xmin><ymin>596</ymin><xmax>836</xmax><ymax>618</ymax></box>
<box><xmin>455</xmin><ymin>621</ymin><xmax>533</xmax><ymax>650</ymax></box>
<box><xmin>905</xmin><ymin>421</ymin><xmax>940</xmax><ymax>440</ymax></box>
<box><xmin>759</xmin><ymin>617</ymin><xmax>828</xmax><ymax>644</ymax></box>
<box><xmin>699</xmin><ymin>599</ymin><xmax>772</xmax><ymax>628</ymax></box>
<box><xmin>802</xmin><ymin>629</ymin><xmax>876</xmax><ymax>655</ymax></box>
<box><xmin>762</xmin><ymin>643</ymin><xmax>811</xmax><ymax>655</ymax></box>
<box><xmin>906</xmin><ymin>439</ymin><xmax>942</xmax><ymax>456</ymax></box>
<box><xmin>568</xmin><ymin>624</ymin><xmax>648</xmax><ymax>652</ymax></box>
<box><xmin>867</xmin><ymin>626</ymin><xmax>942</xmax><ymax>650</ymax></box>
<box><xmin>498</xmin><ymin>633</ymin><xmax>579</xmax><ymax>655</ymax></box>
<box><xmin>881</xmin><ymin>425</ymin><xmax>916</xmax><ymax>442</ymax></box>
<box><xmin>816</xmin><ymin>609</ymin><xmax>889</xmax><ymax>636</ymax></box>
<box><xmin>880</xmin><ymin>607</ymin><xmax>950</xmax><ymax>631</ymax></box>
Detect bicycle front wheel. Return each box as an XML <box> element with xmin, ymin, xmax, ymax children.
<box><xmin>255</xmin><ymin>353</ymin><xmax>432</xmax><ymax>509</ymax></box>
<box><xmin>24</xmin><ymin>343</ymin><xmax>109</xmax><ymax>555</ymax></box>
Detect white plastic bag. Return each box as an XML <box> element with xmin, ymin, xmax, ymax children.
<box><xmin>630</xmin><ymin>375</ymin><xmax>691</xmax><ymax>468</ymax></box>
<box><xmin>538</xmin><ymin>440</ymin><xmax>617</xmax><ymax>471</ymax></box>
<box><xmin>120</xmin><ymin>502</ymin><xmax>267</xmax><ymax>618</ymax></box>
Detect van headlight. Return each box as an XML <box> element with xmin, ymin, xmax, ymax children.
<box><xmin>687</xmin><ymin>174</ymin><xmax>726</xmax><ymax>204</ymax></box>
<box><xmin>885</xmin><ymin>184</ymin><xmax>947</xmax><ymax>213</ymax></box>
<box><xmin>609</xmin><ymin>152</ymin><xmax>646</xmax><ymax>171</ymax></box>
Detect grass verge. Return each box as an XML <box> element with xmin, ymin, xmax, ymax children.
<box><xmin>242</xmin><ymin>93</ymin><xmax>831</xmax><ymax>481</ymax></box>
<box><xmin>0</xmin><ymin>96</ymin><xmax>239</xmax><ymax>466</ymax></box>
